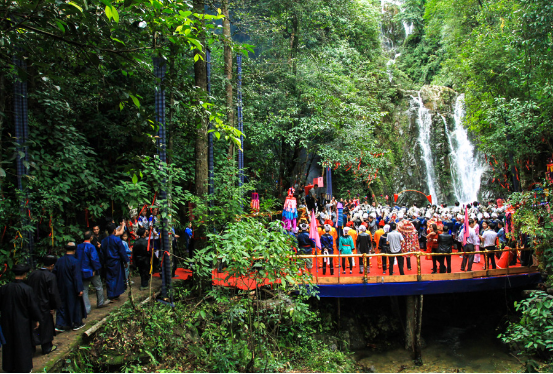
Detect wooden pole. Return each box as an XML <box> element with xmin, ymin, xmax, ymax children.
<box><xmin>414</xmin><ymin>294</ymin><xmax>423</xmax><ymax>365</ymax></box>
<box><xmin>405</xmin><ymin>294</ymin><xmax>423</xmax><ymax>365</ymax></box>
<box><xmin>405</xmin><ymin>295</ymin><xmax>415</xmax><ymax>351</ymax></box>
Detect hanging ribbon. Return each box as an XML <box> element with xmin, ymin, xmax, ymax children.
<box><xmin>14</xmin><ymin>231</ymin><xmax>23</xmax><ymax>256</ymax></box>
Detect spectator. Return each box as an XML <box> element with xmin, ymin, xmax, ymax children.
<box><xmin>76</xmin><ymin>231</ymin><xmax>109</xmax><ymax>312</ymax></box>
<box><xmin>54</xmin><ymin>243</ymin><xmax>86</xmax><ymax>331</ymax></box>
<box><xmin>101</xmin><ymin>223</ymin><xmax>130</xmax><ymax>301</ymax></box>
<box><xmin>0</xmin><ymin>264</ymin><xmax>41</xmax><ymax>373</ymax></box>
<box><xmin>26</xmin><ymin>255</ymin><xmax>61</xmax><ymax>354</ymax></box>
<box><xmin>386</xmin><ymin>222</ymin><xmax>405</xmax><ymax>275</ymax></box>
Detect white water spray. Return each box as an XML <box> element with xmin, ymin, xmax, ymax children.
<box><xmin>411</xmin><ymin>92</ymin><xmax>439</xmax><ymax>204</ymax></box>
<box><xmin>441</xmin><ymin>95</ymin><xmax>486</xmax><ymax>204</ymax></box>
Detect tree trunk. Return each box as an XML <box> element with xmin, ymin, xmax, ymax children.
<box><xmin>0</xmin><ymin>73</ymin><xmax>5</xmax><ymax>195</ymax></box>
<box><xmin>194</xmin><ymin>0</ymin><xmax>208</xmax><ymax>197</ymax></box>
<box><xmin>222</xmin><ymin>0</ymin><xmax>234</xmax><ymax>157</ymax></box>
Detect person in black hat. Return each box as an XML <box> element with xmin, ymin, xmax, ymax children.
<box><xmin>0</xmin><ymin>263</ymin><xmax>42</xmax><ymax>373</ymax></box>
<box><xmin>27</xmin><ymin>255</ymin><xmax>61</xmax><ymax>354</ymax></box>
<box><xmin>53</xmin><ymin>243</ymin><xmax>86</xmax><ymax>331</ymax></box>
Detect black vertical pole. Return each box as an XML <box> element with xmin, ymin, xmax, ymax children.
<box><xmin>153</xmin><ymin>56</ymin><xmax>171</xmax><ymax>301</ymax></box>
<box><xmin>237</xmin><ymin>55</ymin><xmax>244</xmax><ymax>209</ymax></box>
<box><xmin>13</xmin><ymin>53</ymin><xmax>33</xmax><ymax>268</ymax></box>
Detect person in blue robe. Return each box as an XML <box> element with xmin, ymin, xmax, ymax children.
<box><xmin>101</xmin><ymin>223</ymin><xmax>129</xmax><ymax>300</ymax></box>
<box><xmin>53</xmin><ymin>243</ymin><xmax>86</xmax><ymax>331</ymax></box>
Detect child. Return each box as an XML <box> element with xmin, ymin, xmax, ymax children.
<box><xmin>120</xmin><ymin>232</ymin><xmax>133</xmax><ymax>284</ymax></box>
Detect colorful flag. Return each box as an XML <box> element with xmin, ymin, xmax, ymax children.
<box><xmin>309</xmin><ymin>211</ymin><xmax>321</xmax><ymax>250</ymax></box>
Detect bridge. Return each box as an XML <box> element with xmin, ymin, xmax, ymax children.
<box><xmin>212</xmin><ymin>248</ymin><xmax>541</xmax><ymax>297</ymax></box>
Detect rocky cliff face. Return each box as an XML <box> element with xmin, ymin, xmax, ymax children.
<box><xmin>382</xmin><ymin>85</ymin><xmax>488</xmax><ymax>206</ymax></box>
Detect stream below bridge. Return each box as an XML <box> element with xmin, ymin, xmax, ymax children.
<box><xmin>320</xmin><ymin>289</ymin><xmax>524</xmax><ymax>372</ymax></box>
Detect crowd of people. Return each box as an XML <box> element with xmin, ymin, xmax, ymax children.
<box><xmin>0</xmin><ymin>206</ymin><xmax>186</xmax><ymax>373</ymax></box>
<box><xmin>289</xmin><ymin>186</ymin><xmax>533</xmax><ymax>276</ymax></box>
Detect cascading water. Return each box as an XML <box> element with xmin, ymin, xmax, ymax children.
<box><xmin>411</xmin><ymin>92</ymin><xmax>439</xmax><ymax>204</ymax></box>
<box><xmin>381</xmin><ymin>0</ymin><xmax>414</xmax><ymax>38</ymax></box>
<box><xmin>441</xmin><ymin>95</ymin><xmax>486</xmax><ymax>204</ymax></box>
<box><xmin>380</xmin><ymin>0</ymin><xmax>413</xmax><ymax>82</ymax></box>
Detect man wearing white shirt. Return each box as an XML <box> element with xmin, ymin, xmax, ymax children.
<box><xmin>459</xmin><ymin>219</ymin><xmax>479</xmax><ymax>271</ymax></box>
<box><xmin>480</xmin><ymin>221</ymin><xmax>497</xmax><ymax>269</ymax></box>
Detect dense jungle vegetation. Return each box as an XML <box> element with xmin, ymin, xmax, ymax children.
<box><xmin>1</xmin><ymin>0</ymin><xmax>553</xmax><ymax>372</ymax></box>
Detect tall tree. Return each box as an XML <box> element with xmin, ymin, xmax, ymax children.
<box><xmin>194</xmin><ymin>0</ymin><xmax>209</xmax><ymax>196</ymax></box>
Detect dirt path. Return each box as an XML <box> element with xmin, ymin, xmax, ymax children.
<box><xmin>2</xmin><ymin>274</ymin><xmax>165</xmax><ymax>373</ymax></box>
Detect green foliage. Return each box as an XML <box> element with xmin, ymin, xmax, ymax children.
<box><xmin>500</xmin><ymin>291</ymin><xmax>553</xmax><ymax>362</ymax></box>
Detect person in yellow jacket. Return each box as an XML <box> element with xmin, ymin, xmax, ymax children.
<box><xmin>374</xmin><ymin>226</ymin><xmax>385</xmax><ymax>269</ymax></box>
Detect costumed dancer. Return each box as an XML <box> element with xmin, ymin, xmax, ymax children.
<box><xmin>336</xmin><ymin>201</ymin><xmax>344</xmax><ymax>238</ymax></box>
<box><xmin>251</xmin><ymin>192</ymin><xmax>260</xmax><ymax>212</ymax></box>
<box><xmin>397</xmin><ymin>214</ymin><xmax>418</xmax><ymax>271</ymax></box>
<box><xmin>282</xmin><ymin>188</ymin><xmax>298</xmax><ymax>232</ymax></box>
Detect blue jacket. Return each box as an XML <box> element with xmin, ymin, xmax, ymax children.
<box><xmin>296</xmin><ymin>232</ymin><xmax>315</xmax><ymax>253</ymax></box>
<box><xmin>320</xmin><ymin>233</ymin><xmax>334</xmax><ymax>251</ymax></box>
<box><xmin>101</xmin><ymin>235</ymin><xmax>130</xmax><ymax>264</ymax></box>
<box><xmin>75</xmin><ymin>242</ymin><xmax>102</xmax><ymax>279</ymax></box>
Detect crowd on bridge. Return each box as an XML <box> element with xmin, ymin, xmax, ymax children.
<box><xmin>0</xmin><ymin>206</ymin><xmax>189</xmax><ymax>373</ymax></box>
<box><xmin>285</xmin><ymin>185</ymin><xmax>534</xmax><ymax>276</ymax></box>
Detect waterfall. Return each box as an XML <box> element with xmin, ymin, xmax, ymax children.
<box><xmin>441</xmin><ymin>95</ymin><xmax>486</xmax><ymax>204</ymax></box>
<box><xmin>380</xmin><ymin>0</ymin><xmax>412</xmax><ymax>82</ymax></box>
<box><xmin>411</xmin><ymin>92</ymin><xmax>439</xmax><ymax>204</ymax></box>
<box><xmin>381</xmin><ymin>0</ymin><xmax>414</xmax><ymax>38</ymax></box>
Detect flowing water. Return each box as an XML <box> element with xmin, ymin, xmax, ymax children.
<box><xmin>411</xmin><ymin>92</ymin><xmax>439</xmax><ymax>204</ymax></box>
<box><xmin>442</xmin><ymin>95</ymin><xmax>486</xmax><ymax>204</ymax></box>
<box><xmin>354</xmin><ymin>292</ymin><xmax>521</xmax><ymax>373</ymax></box>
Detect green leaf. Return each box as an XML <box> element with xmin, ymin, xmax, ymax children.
<box><xmin>111</xmin><ymin>7</ymin><xmax>119</xmax><ymax>23</ymax></box>
<box><xmin>67</xmin><ymin>1</ymin><xmax>83</xmax><ymax>12</ymax></box>
<box><xmin>104</xmin><ymin>5</ymin><xmax>112</xmax><ymax>20</ymax></box>
<box><xmin>129</xmin><ymin>94</ymin><xmax>140</xmax><ymax>108</ymax></box>
<box><xmin>55</xmin><ymin>20</ymin><xmax>65</xmax><ymax>33</ymax></box>
<box><xmin>132</xmin><ymin>174</ymin><xmax>138</xmax><ymax>184</ymax></box>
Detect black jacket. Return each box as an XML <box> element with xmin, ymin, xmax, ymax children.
<box><xmin>437</xmin><ymin>233</ymin><xmax>454</xmax><ymax>253</ymax></box>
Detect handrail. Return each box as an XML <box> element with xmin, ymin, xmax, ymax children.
<box><xmin>214</xmin><ymin>247</ymin><xmax>537</xmax><ymax>285</ymax></box>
